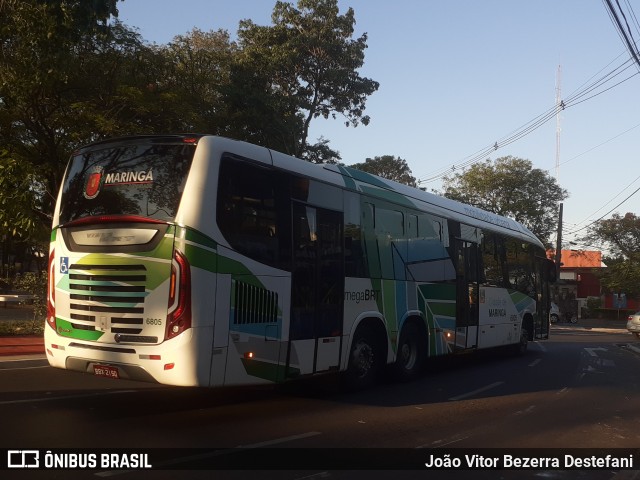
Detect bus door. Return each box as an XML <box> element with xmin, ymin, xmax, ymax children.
<box><xmin>287</xmin><ymin>203</ymin><xmax>344</xmax><ymax>377</ymax></box>
<box><xmin>453</xmin><ymin>238</ymin><xmax>480</xmax><ymax>351</ymax></box>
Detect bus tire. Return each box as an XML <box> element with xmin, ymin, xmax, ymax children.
<box><xmin>515</xmin><ymin>328</ymin><xmax>528</xmax><ymax>355</ymax></box>
<box><xmin>514</xmin><ymin>314</ymin><xmax>534</xmax><ymax>355</ymax></box>
<box><xmin>342</xmin><ymin>326</ymin><xmax>381</xmax><ymax>391</ymax></box>
<box><xmin>394</xmin><ymin>321</ymin><xmax>426</xmax><ymax>382</ymax></box>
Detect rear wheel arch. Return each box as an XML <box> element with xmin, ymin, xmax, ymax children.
<box><xmin>341</xmin><ymin>316</ymin><xmax>388</xmax><ymax>391</ymax></box>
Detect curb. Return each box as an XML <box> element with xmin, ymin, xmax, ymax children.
<box><xmin>0</xmin><ymin>335</ymin><xmax>45</xmax><ymax>356</ymax></box>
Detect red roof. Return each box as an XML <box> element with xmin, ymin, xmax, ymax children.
<box><xmin>559</xmin><ymin>250</ymin><xmax>602</xmax><ymax>268</ymax></box>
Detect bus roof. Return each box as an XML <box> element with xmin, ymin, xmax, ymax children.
<box><xmin>70</xmin><ymin>134</ymin><xmax>544</xmax><ymax>249</ymax></box>
<box><xmin>326</xmin><ymin>163</ymin><xmax>544</xmax><ymax>248</ymax></box>
<box><xmin>261</xmin><ymin>141</ymin><xmax>544</xmax><ymax>249</ymax></box>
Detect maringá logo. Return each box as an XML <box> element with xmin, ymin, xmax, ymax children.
<box><xmin>84</xmin><ymin>166</ymin><xmax>103</xmax><ymax>199</ymax></box>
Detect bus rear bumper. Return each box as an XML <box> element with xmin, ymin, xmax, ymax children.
<box><xmin>44</xmin><ymin>326</ymin><xmax>212</xmax><ymax>386</ymax></box>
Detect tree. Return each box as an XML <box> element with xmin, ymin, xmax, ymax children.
<box><xmin>157</xmin><ymin>28</ymin><xmax>237</xmax><ymax>134</ymax></box>
<box><xmin>234</xmin><ymin>0</ymin><xmax>379</xmax><ymax>161</ymax></box>
<box><xmin>0</xmin><ymin>2</ymin><xmax>178</xmax><ymax>218</ymax></box>
<box><xmin>350</xmin><ymin>155</ymin><xmax>418</xmax><ymax>187</ymax></box>
<box><xmin>0</xmin><ymin>0</ymin><xmax>122</xmax><ymax>190</ymax></box>
<box><xmin>0</xmin><ymin>149</ymin><xmax>49</xmax><ymax>275</ymax></box>
<box><xmin>0</xmin><ymin>0</ymin><xmax>166</xmax><ymax>273</ymax></box>
<box><xmin>0</xmin><ymin>0</ymin><xmax>379</xmax><ymax>273</ymax></box>
<box><xmin>440</xmin><ymin>156</ymin><xmax>568</xmax><ymax>245</ymax></box>
<box><xmin>582</xmin><ymin>212</ymin><xmax>640</xmax><ymax>297</ymax></box>
<box><xmin>0</xmin><ymin>150</ymin><xmax>46</xmax><ymax>236</ymax></box>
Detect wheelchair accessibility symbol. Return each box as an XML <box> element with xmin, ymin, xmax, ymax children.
<box><xmin>60</xmin><ymin>257</ymin><xmax>69</xmax><ymax>274</ymax></box>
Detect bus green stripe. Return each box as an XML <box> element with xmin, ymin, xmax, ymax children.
<box><xmin>184</xmin><ymin>228</ymin><xmax>217</xmax><ymax>250</ymax></box>
<box><xmin>55</xmin><ymin>319</ymin><xmax>104</xmax><ymax>341</ymax></box>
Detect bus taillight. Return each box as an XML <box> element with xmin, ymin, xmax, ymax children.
<box><xmin>166</xmin><ymin>249</ymin><xmax>191</xmax><ymax>340</ymax></box>
<box><xmin>46</xmin><ymin>250</ymin><xmax>56</xmax><ymax>330</ymax></box>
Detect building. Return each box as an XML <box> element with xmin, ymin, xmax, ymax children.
<box><xmin>550</xmin><ymin>249</ymin><xmax>605</xmax><ymax>320</ymax></box>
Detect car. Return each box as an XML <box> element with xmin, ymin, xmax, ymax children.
<box><xmin>550</xmin><ymin>302</ymin><xmax>560</xmax><ymax>323</ymax></box>
<box><xmin>627</xmin><ymin>312</ymin><xmax>640</xmax><ymax>339</ymax></box>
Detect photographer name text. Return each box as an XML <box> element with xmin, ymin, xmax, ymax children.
<box><xmin>425</xmin><ymin>453</ymin><xmax>634</xmax><ymax>469</ymax></box>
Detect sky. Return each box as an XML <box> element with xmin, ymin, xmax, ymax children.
<box><xmin>116</xmin><ymin>0</ymin><xmax>640</xmax><ymax>246</ymax></box>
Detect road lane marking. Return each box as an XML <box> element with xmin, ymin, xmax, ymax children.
<box><xmin>294</xmin><ymin>472</ymin><xmax>331</xmax><ymax>480</ymax></box>
<box><xmin>95</xmin><ymin>431</ymin><xmax>323</xmax><ymax>477</ymax></box>
<box><xmin>235</xmin><ymin>431</ymin><xmax>322</xmax><ymax>448</ymax></box>
<box><xmin>514</xmin><ymin>405</ymin><xmax>536</xmax><ymax>416</ymax></box>
<box><xmin>0</xmin><ymin>390</ymin><xmax>137</xmax><ymax>405</ymax></box>
<box><xmin>585</xmin><ymin>347</ymin><xmax>608</xmax><ymax>357</ymax></box>
<box><xmin>528</xmin><ymin>359</ymin><xmax>541</xmax><ymax>367</ymax></box>
<box><xmin>0</xmin><ymin>365</ymin><xmax>49</xmax><ymax>370</ymax></box>
<box><xmin>448</xmin><ymin>381</ymin><xmax>504</xmax><ymax>401</ymax></box>
<box><xmin>418</xmin><ymin>436</ymin><xmax>470</xmax><ymax>448</ymax></box>
<box><xmin>0</xmin><ymin>356</ymin><xmax>46</xmax><ymax>363</ymax></box>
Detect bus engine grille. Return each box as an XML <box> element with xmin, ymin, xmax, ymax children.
<box><xmin>232</xmin><ymin>280</ymin><xmax>278</xmax><ymax>325</ymax></box>
<box><xmin>67</xmin><ymin>264</ymin><xmax>147</xmax><ymax>336</ymax></box>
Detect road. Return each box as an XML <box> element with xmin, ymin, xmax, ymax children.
<box><xmin>1</xmin><ymin>325</ymin><xmax>640</xmax><ymax>480</ymax></box>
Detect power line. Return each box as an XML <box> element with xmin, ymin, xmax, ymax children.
<box><xmin>558</xmin><ymin>121</ymin><xmax>640</xmax><ymax>167</ymax></box>
<box><xmin>566</xmin><ymin>183</ymin><xmax>640</xmax><ymax>236</ymax></box>
<box><xmin>602</xmin><ymin>0</ymin><xmax>640</xmax><ymax>69</ymax></box>
<box><xmin>569</xmin><ymin>171</ymin><xmax>640</xmax><ymax>228</ymax></box>
<box><xmin>417</xmin><ymin>54</ymin><xmax>639</xmax><ymax>184</ymax></box>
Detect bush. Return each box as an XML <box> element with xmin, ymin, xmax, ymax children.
<box><xmin>583</xmin><ymin>296</ymin><xmax>602</xmax><ymax>319</ymax></box>
<box><xmin>0</xmin><ymin>319</ymin><xmax>44</xmax><ymax>336</ymax></box>
<box><xmin>593</xmin><ymin>308</ymin><xmax>634</xmax><ymax>320</ymax></box>
<box><xmin>11</xmin><ymin>271</ymin><xmax>46</xmax><ymax>322</ymax></box>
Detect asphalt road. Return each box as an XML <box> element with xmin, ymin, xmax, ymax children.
<box><xmin>1</xmin><ymin>325</ymin><xmax>639</xmax><ymax>480</ymax></box>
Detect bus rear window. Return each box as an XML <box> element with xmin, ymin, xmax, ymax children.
<box><xmin>59</xmin><ymin>141</ymin><xmax>196</xmax><ymax>224</ymax></box>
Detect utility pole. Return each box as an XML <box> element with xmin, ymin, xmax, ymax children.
<box><xmin>555</xmin><ymin>203</ymin><xmax>563</xmax><ymax>280</ymax></box>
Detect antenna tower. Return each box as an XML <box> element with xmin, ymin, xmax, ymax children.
<box><xmin>555</xmin><ymin>65</ymin><xmax>562</xmax><ymax>180</ymax></box>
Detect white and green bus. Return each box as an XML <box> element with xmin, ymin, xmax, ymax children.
<box><xmin>46</xmin><ymin>135</ymin><xmax>553</xmax><ymax>389</ymax></box>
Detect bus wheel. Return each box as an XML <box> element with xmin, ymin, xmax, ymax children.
<box><xmin>342</xmin><ymin>326</ymin><xmax>380</xmax><ymax>391</ymax></box>
<box><xmin>515</xmin><ymin>329</ymin><xmax>528</xmax><ymax>355</ymax></box>
<box><xmin>394</xmin><ymin>322</ymin><xmax>425</xmax><ymax>382</ymax></box>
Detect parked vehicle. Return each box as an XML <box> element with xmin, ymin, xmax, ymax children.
<box><xmin>626</xmin><ymin>312</ymin><xmax>640</xmax><ymax>338</ymax></box>
<box><xmin>550</xmin><ymin>302</ymin><xmax>560</xmax><ymax>323</ymax></box>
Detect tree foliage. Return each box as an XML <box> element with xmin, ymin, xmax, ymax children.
<box><xmin>0</xmin><ymin>150</ymin><xmax>46</xmax><ymax>239</ymax></box>
<box><xmin>157</xmin><ymin>28</ymin><xmax>237</xmax><ymax>134</ymax></box>
<box><xmin>440</xmin><ymin>156</ymin><xmax>568</xmax><ymax>245</ymax></box>
<box><xmin>582</xmin><ymin>212</ymin><xmax>640</xmax><ymax>296</ymax></box>
<box><xmin>235</xmin><ymin>0</ymin><xmax>379</xmax><ymax>161</ymax></box>
<box><xmin>0</xmin><ymin>1</ymin><xmax>153</xmax><ymax>212</ymax></box>
<box><xmin>0</xmin><ymin>0</ymin><xmax>379</xmax><ymax>274</ymax></box>
<box><xmin>350</xmin><ymin>155</ymin><xmax>418</xmax><ymax>187</ymax></box>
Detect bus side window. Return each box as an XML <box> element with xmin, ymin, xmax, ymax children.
<box><xmin>344</xmin><ymin>192</ymin><xmax>368</xmax><ymax>278</ymax></box>
<box><xmin>361</xmin><ymin>201</ymin><xmax>381</xmax><ymax>278</ymax></box>
<box><xmin>217</xmin><ymin>157</ymin><xmax>284</xmax><ymax>269</ymax></box>
<box><xmin>376</xmin><ymin>207</ymin><xmax>405</xmax><ymax>280</ymax></box>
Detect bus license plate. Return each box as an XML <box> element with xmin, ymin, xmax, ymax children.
<box><xmin>93</xmin><ymin>365</ymin><xmax>120</xmax><ymax>379</ymax></box>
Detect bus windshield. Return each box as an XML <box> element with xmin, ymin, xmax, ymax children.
<box><xmin>59</xmin><ymin>138</ymin><xmax>196</xmax><ymax>224</ymax></box>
